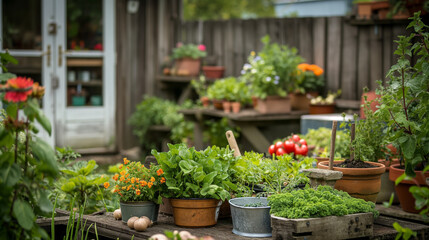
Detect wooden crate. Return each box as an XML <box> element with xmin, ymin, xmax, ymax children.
<box><xmin>271</xmin><ymin>212</ymin><xmax>374</xmax><ymax>240</ymax></box>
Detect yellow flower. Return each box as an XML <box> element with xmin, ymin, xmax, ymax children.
<box><xmin>131</xmin><ymin>177</ymin><xmax>135</xmax><ymax>184</ymax></box>
<box><xmin>150</xmin><ymin>177</ymin><xmax>155</xmax><ymax>182</ymax></box>
<box><xmin>148</xmin><ymin>182</ymin><xmax>153</xmax><ymax>188</ymax></box>
<box><xmin>119</xmin><ymin>164</ymin><xmax>123</xmax><ymax>169</ymax></box>
<box><xmin>103</xmin><ymin>182</ymin><xmax>110</xmax><ymax>189</ymax></box>
<box><xmin>250</xmin><ymin>51</ymin><xmax>255</xmax><ymax>56</ymax></box>
<box><xmin>123</xmin><ymin>158</ymin><xmax>130</xmax><ymax>165</ymax></box>
<box><xmin>141</xmin><ymin>180</ymin><xmax>147</xmax><ymax>187</ymax></box>
<box><xmin>120</xmin><ymin>170</ymin><xmax>126</xmax><ymax>176</ymax></box>
<box><xmin>120</xmin><ymin>176</ymin><xmax>125</xmax><ymax>182</ymax></box>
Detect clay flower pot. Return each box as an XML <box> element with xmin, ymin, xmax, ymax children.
<box><xmin>231</xmin><ymin>102</ymin><xmax>241</xmax><ymax>113</ymax></box>
<box><xmin>318</xmin><ymin>160</ymin><xmax>386</xmax><ymax>202</ymax></box>
<box><xmin>255</xmin><ymin>96</ymin><xmax>291</xmax><ymax>114</ymax></box>
<box><xmin>223</xmin><ymin>101</ymin><xmax>231</xmax><ymax>113</ymax></box>
<box><xmin>200</xmin><ymin>96</ymin><xmax>210</xmax><ymax>108</ymax></box>
<box><xmin>360</xmin><ymin>91</ymin><xmax>380</xmax><ymax>119</ymax></box>
<box><xmin>175</xmin><ymin>57</ymin><xmax>201</xmax><ymax>76</ymax></box>
<box><xmin>170</xmin><ymin>198</ymin><xmax>222</xmax><ymax>227</ymax></box>
<box><xmin>309</xmin><ymin>104</ymin><xmax>336</xmax><ymax>114</ymax></box>
<box><xmin>212</xmin><ymin>99</ymin><xmax>223</xmax><ymax>110</ymax></box>
<box><xmin>389</xmin><ymin>164</ymin><xmax>429</xmax><ymax>213</ymax></box>
<box><xmin>202</xmin><ymin>66</ymin><xmax>225</xmax><ymax>79</ymax></box>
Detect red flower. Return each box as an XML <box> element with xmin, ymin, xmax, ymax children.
<box><xmin>198</xmin><ymin>44</ymin><xmax>206</xmax><ymax>51</ymax></box>
<box><xmin>4</xmin><ymin>77</ymin><xmax>33</xmax><ymax>102</ymax></box>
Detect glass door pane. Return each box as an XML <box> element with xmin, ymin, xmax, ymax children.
<box><xmin>2</xmin><ymin>0</ymin><xmax>42</xmax><ymax>50</ymax></box>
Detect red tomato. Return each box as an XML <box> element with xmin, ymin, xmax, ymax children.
<box><xmin>284</xmin><ymin>140</ymin><xmax>295</xmax><ymax>153</ymax></box>
<box><xmin>276</xmin><ymin>148</ymin><xmax>286</xmax><ymax>156</ymax></box>
<box><xmin>294</xmin><ymin>144</ymin><xmax>303</xmax><ymax>156</ymax></box>
<box><xmin>275</xmin><ymin>141</ymin><xmax>284</xmax><ymax>150</ymax></box>
<box><xmin>268</xmin><ymin>145</ymin><xmax>276</xmax><ymax>155</ymax></box>
<box><xmin>292</xmin><ymin>134</ymin><xmax>300</xmax><ymax>143</ymax></box>
<box><xmin>301</xmin><ymin>144</ymin><xmax>308</xmax><ymax>156</ymax></box>
<box><xmin>299</xmin><ymin>139</ymin><xmax>307</xmax><ymax>146</ymax></box>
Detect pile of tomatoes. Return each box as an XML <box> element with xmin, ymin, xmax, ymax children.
<box><xmin>268</xmin><ymin>134</ymin><xmax>308</xmax><ymax>156</ymax></box>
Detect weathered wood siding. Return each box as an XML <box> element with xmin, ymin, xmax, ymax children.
<box><xmin>115</xmin><ymin>0</ymin><xmax>181</xmax><ymax>150</ymax></box>
<box><xmin>178</xmin><ymin>18</ymin><xmax>412</xmax><ymax>100</ymax></box>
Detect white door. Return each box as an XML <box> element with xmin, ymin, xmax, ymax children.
<box><xmin>1</xmin><ymin>0</ymin><xmax>116</xmax><ymax>153</ymax></box>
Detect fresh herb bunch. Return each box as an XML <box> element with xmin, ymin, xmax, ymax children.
<box><xmin>268</xmin><ymin>185</ymin><xmax>379</xmax><ymax>219</ymax></box>
<box><xmin>376</xmin><ymin>12</ymin><xmax>429</xmax><ymax>176</ymax></box>
<box><xmin>171</xmin><ymin>43</ymin><xmax>207</xmax><ymax>59</ymax></box>
<box><xmin>107</xmin><ymin>158</ymin><xmax>166</xmax><ymax>204</ymax></box>
<box><xmin>241</xmin><ymin>35</ymin><xmax>303</xmax><ymax>99</ymax></box>
<box><xmin>151</xmin><ymin>144</ymin><xmax>237</xmax><ymax>200</ymax></box>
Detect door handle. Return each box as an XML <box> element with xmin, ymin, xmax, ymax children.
<box><xmin>58</xmin><ymin>45</ymin><xmax>70</xmax><ymax>67</ymax></box>
<box><xmin>42</xmin><ymin>45</ymin><xmax>51</xmax><ymax>67</ymax></box>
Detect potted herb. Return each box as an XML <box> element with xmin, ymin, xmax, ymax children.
<box><xmin>171</xmin><ymin>42</ymin><xmax>207</xmax><ymax>76</ymax></box>
<box><xmin>191</xmin><ymin>75</ymin><xmax>210</xmax><ymax>107</ymax></box>
<box><xmin>106</xmin><ymin>158</ymin><xmax>166</xmax><ymax>223</ymax></box>
<box><xmin>240</xmin><ymin>35</ymin><xmax>303</xmax><ymax>114</ymax></box>
<box><xmin>151</xmin><ymin>144</ymin><xmax>237</xmax><ymax>227</ymax></box>
<box><xmin>206</xmin><ymin>78</ymin><xmax>226</xmax><ymax>110</ymax></box>
<box><xmin>318</xmin><ymin>109</ymin><xmax>386</xmax><ymax>202</ymax></box>
<box><xmin>376</xmin><ymin>13</ymin><xmax>429</xmax><ymax>213</ymax></box>
<box><xmin>308</xmin><ymin>90</ymin><xmax>341</xmax><ymax>114</ymax></box>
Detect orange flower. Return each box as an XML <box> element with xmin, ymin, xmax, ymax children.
<box><xmin>135</xmin><ymin>178</ymin><xmax>140</xmax><ymax>182</ymax></box>
<box><xmin>150</xmin><ymin>177</ymin><xmax>155</xmax><ymax>182</ymax></box>
<box><xmin>122</xmin><ymin>186</ymin><xmax>126</xmax><ymax>190</ymax></box>
<box><xmin>148</xmin><ymin>182</ymin><xmax>153</xmax><ymax>188</ymax></box>
<box><xmin>103</xmin><ymin>182</ymin><xmax>110</xmax><ymax>189</ymax></box>
<box><xmin>120</xmin><ymin>176</ymin><xmax>125</xmax><ymax>182</ymax></box>
<box><xmin>160</xmin><ymin>177</ymin><xmax>166</xmax><ymax>184</ymax></box>
<box><xmin>4</xmin><ymin>77</ymin><xmax>34</xmax><ymax>102</ymax></box>
<box><xmin>125</xmin><ymin>174</ymin><xmax>129</xmax><ymax>178</ymax></box>
<box><xmin>297</xmin><ymin>63</ymin><xmax>310</xmax><ymax>72</ymax></box>
<box><xmin>136</xmin><ymin>189</ymin><xmax>141</xmax><ymax>195</ymax></box>
<box><xmin>120</xmin><ymin>170</ymin><xmax>126</xmax><ymax>176</ymax></box>
<box><xmin>131</xmin><ymin>177</ymin><xmax>135</xmax><ymax>184</ymax></box>
<box><xmin>157</xmin><ymin>169</ymin><xmax>164</xmax><ymax>176</ymax></box>
<box><xmin>127</xmin><ymin>185</ymin><xmax>132</xmax><ymax>191</ymax></box>
<box><xmin>119</xmin><ymin>164</ymin><xmax>123</xmax><ymax>169</ymax></box>
<box><xmin>309</xmin><ymin>64</ymin><xmax>323</xmax><ymax>76</ymax></box>
<box><xmin>123</xmin><ymin>158</ymin><xmax>130</xmax><ymax>165</ymax></box>
<box><xmin>140</xmin><ymin>180</ymin><xmax>147</xmax><ymax>187</ymax></box>
<box><xmin>112</xmin><ymin>174</ymin><xmax>119</xmax><ymax>181</ymax></box>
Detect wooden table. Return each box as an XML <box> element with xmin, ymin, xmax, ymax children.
<box><xmin>180</xmin><ymin>108</ymin><xmax>307</xmax><ymax>153</ymax></box>
<box><xmin>38</xmin><ymin>205</ymin><xmax>429</xmax><ymax>240</ymax></box>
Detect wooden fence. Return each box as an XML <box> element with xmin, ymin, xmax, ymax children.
<box><xmin>177</xmin><ymin>17</ymin><xmax>412</xmax><ymax>100</ymax></box>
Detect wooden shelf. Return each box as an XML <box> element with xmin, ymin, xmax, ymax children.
<box><xmin>68</xmin><ymin>81</ymin><xmax>103</xmax><ymax>87</ymax></box>
<box><xmin>156</xmin><ymin>75</ymin><xmax>218</xmax><ymax>83</ymax></box>
<box><xmin>67</xmin><ymin>58</ymin><xmax>103</xmax><ymax>67</ymax></box>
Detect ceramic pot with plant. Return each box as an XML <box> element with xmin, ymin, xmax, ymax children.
<box><xmin>240</xmin><ymin>35</ymin><xmax>302</xmax><ymax>113</ymax></box>
<box><xmin>171</xmin><ymin>42</ymin><xmax>207</xmax><ymax>76</ymax></box>
<box><xmin>107</xmin><ymin>157</ymin><xmax>167</xmax><ymax>223</ymax></box>
<box><xmin>151</xmin><ymin>144</ymin><xmax>237</xmax><ymax>227</ymax></box>
<box><xmin>203</xmin><ymin>65</ymin><xmax>225</xmax><ymax>79</ymax></box>
<box><xmin>318</xmin><ymin>108</ymin><xmax>386</xmax><ymax>203</ymax></box>
<box><xmin>375</xmin><ymin>13</ymin><xmax>429</xmax><ymax>213</ymax></box>
<box><xmin>291</xmin><ymin>63</ymin><xmax>325</xmax><ymax>110</ymax></box>
<box><xmin>207</xmin><ymin>78</ymin><xmax>226</xmax><ymax>110</ymax></box>
<box><xmin>308</xmin><ymin>90</ymin><xmax>341</xmax><ymax>114</ymax></box>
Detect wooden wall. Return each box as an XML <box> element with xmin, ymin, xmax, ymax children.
<box><xmin>115</xmin><ymin>0</ymin><xmax>181</xmax><ymax>151</ymax></box>
<box><xmin>178</xmin><ymin>17</ymin><xmax>413</xmax><ymax>101</ymax></box>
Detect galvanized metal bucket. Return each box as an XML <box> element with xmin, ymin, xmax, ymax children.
<box><xmin>229</xmin><ymin>197</ymin><xmax>272</xmax><ymax>237</ymax></box>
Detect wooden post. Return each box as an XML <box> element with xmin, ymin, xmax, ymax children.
<box><xmin>226</xmin><ymin>130</ymin><xmax>241</xmax><ymax>157</ymax></box>
<box><xmin>329</xmin><ymin>121</ymin><xmax>338</xmax><ymax>170</ymax></box>
<box><xmin>350</xmin><ymin>123</ymin><xmax>355</xmax><ymax>162</ymax></box>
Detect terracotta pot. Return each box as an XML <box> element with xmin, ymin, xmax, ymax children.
<box><xmin>389</xmin><ymin>164</ymin><xmax>429</xmax><ymax>213</ymax></box>
<box><xmin>318</xmin><ymin>160</ymin><xmax>386</xmax><ymax>202</ymax></box>
<box><xmin>357</xmin><ymin>2</ymin><xmax>373</xmax><ymax>19</ymax></box>
<box><xmin>376</xmin><ymin>159</ymin><xmax>400</xmax><ymax>204</ymax></box>
<box><xmin>170</xmin><ymin>198</ymin><xmax>222</xmax><ymax>227</ymax></box>
<box><xmin>290</xmin><ymin>92</ymin><xmax>314</xmax><ymax>110</ymax></box>
<box><xmin>315</xmin><ymin>157</ymin><xmax>329</xmax><ymax>165</ymax></box>
<box><xmin>202</xmin><ymin>66</ymin><xmax>225</xmax><ymax>79</ymax></box>
<box><xmin>251</xmin><ymin>96</ymin><xmax>258</xmax><ymax>108</ymax></box>
<box><xmin>231</xmin><ymin>102</ymin><xmax>241</xmax><ymax>113</ymax></box>
<box><xmin>309</xmin><ymin>104</ymin><xmax>336</xmax><ymax>114</ymax></box>
<box><xmin>200</xmin><ymin>96</ymin><xmax>210</xmax><ymax>108</ymax></box>
<box><xmin>212</xmin><ymin>99</ymin><xmax>223</xmax><ymax>110</ymax></box>
<box><xmin>223</xmin><ymin>101</ymin><xmax>231</xmax><ymax>113</ymax></box>
<box><xmin>175</xmin><ymin>57</ymin><xmax>201</xmax><ymax>76</ymax></box>
<box><xmin>360</xmin><ymin>91</ymin><xmax>380</xmax><ymax>119</ymax></box>
<box><xmin>255</xmin><ymin>96</ymin><xmax>291</xmax><ymax>114</ymax></box>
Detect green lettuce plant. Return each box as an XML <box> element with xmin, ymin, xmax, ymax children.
<box><xmin>151</xmin><ymin>144</ymin><xmax>237</xmax><ymax>200</ymax></box>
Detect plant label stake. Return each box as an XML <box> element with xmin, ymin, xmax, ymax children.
<box><xmin>226</xmin><ymin>130</ymin><xmax>241</xmax><ymax>157</ymax></box>
<box><xmin>329</xmin><ymin>121</ymin><xmax>338</xmax><ymax>170</ymax></box>
<box><xmin>350</xmin><ymin>123</ymin><xmax>355</xmax><ymax>162</ymax></box>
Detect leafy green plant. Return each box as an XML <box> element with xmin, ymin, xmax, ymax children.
<box><xmin>171</xmin><ymin>43</ymin><xmax>207</xmax><ymax>59</ymax></box>
<box><xmin>151</xmin><ymin>143</ymin><xmax>237</xmax><ymax>200</ymax></box>
<box><xmin>191</xmin><ymin>75</ymin><xmax>208</xmax><ymax>97</ymax></box>
<box><xmin>376</xmin><ymin>12</ymin><xmax>429</xmax><ymax>176</ymax></box>
<box><xmin>241</xmin><ymin>35</ymin><xmax>303</xmax><ymax>99</ymax></box>
<box><xmin>268</xmin><ymin>185</ymin><xmax>379</xmax><ymax>219</ymax></box>
<box><xmin>304</xmin><ymin>127</ymin><xmax>350</xmax><ymax>158</ymax></box>
<box><xmin>203</xmin><ymin>117</ymin><xmax>240</xmax><ymax>147</ymax></box>
<box><xmin>295</xmin><ymin>63</ymin><xmax>325</xmax><ymax>94</ymax></box>
<box><xmin>129</xmin><ymin>96</ymin><xmax>194</xmax><ymax>153</ymax></box>
<box><xmin>0</xmin><ymin>54</ymin><xmax>59</xmax><ymax>239</ymax></box>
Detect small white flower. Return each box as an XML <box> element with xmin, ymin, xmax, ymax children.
<box><xmin>251</xmin><ymin>69</ymin><xmax>257</xmax><ymax>74</ymax></box>
<box><xmin>275</xmin><ymin>76</ymin><xmax>280</xmax><ymax>81</ymax></box>
<box><xmin>241</xmin><ymin>70</ymin><xmax>246</xmax><ymax>75</ymax></box>
<box><xmin>266</xmin><ymin>77</ymin><xmax>272</xmax><ymax>82</ymax></box>
<box><xmin>243</xmin><ymin>63</ymin><xmax>251</xmax><ymax>70</ymax></box>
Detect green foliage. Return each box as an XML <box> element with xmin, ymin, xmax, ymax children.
<box><xmin>191</xmin><ymin>75</ymin><xmax>208</xmax><ymax>97</ymax></box>
<box><xmin>171</xmin><ymin>43</ymin><xmax>206</xmax><ymax>59</ymax></box>
<box><xmin>241</xmin><ymin>35</ymin><xmax>303</xmax><ymax>99</ymax></box>
<box><xmin>393</xmin><ymin>222</ymin><xmax>417</xmax><ymax>240</ymax></box>
<box><xmin>206</xmin><ymin>77</ymin><xmax>251</xmax><ymax>103</ymax></box>
<box><xmin>305</xmin><ymin>127</ymin><xmax>350</xmax><ymax>158</ymax></box>
<box><xmin>375</xmin><ymin>12</ymin><xmax>429</xmax><ymax>176</ymax></box>
<box><xmin>231</xmin><ymin>151</ymin><xmax>314</xmax><ymax>197</ymax></box>
<box><xmin>183</xmin><ymin>0</ymin><xmax>275</xmax><ymax>20</ymax></box>
<box><xmin>151</xmin><ymin>144</ymin><xmax>237</xmax><ymax>200</ymax></box>
<box><xmin>56</xmin><ymin>147</ymin><xmax>81</xmax><ymax>166</ymax></box>
<box><xmin>129</xmin><ymin>96</ymin><xmax>195</xmax><ymax>153</ymax></box>
<box><xmin>268</xmin><ymin>185</ymin><xmax>379</xmax><ymax>219</ymax></box>
<box><xmin>203</xmin><ymin>117</ymin><xmax>240</xmax><ymax>147</ymax></box>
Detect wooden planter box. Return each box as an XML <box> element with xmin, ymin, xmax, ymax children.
<box><xmin>271</xmin><ymin>212</ymin><xmax>374</xmax><ymax>240</ymax></box>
